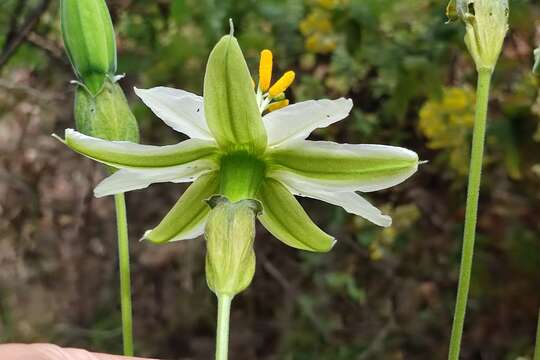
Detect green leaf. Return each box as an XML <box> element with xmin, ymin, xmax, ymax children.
<box><xmin>257</xmin><ymin>178</ymin><xmax>335</xmax><ymax>252</ymax></box>
<box><xmin>144</xmin><ymin>172</ymin><xmax>220</xmax><ymax>243</ymax></box>
<box><xmin>61</xmin><ymin>0</ymin><xmax>117</xmax><ymax>95</ymax></box>
<box><xmin>60</xmin><ymin>129</ymin><xmax>217</xmax><ymax>169</ymax></box>
<box><xmin>203</xmin><ymin>35</ymin><xmax>267</xmax><ymax>155</ymax></box>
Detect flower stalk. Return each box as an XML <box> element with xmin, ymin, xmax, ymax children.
<box><xmin>60</xmin><ymin>0</ymin><xmax>139</xmax><ymax>355</ymax></box>
<box><xmin>216</xmin><ymin>294</ymin><xmax>233</xmax><ymax>360</ymax></box>
<box><xmin>114</xmin><ymin>193</ymin><xmax>133</xmax><ymax>356</ymax></box>
<box><xmin>446</xmin><ymin>2</ymin><xmax>508</xmax><ymax>359</ymax></box>
<box><xmin>448</xmin><ymin>68</ymin><xmax>492</xmax><ymax>360</ymax></box>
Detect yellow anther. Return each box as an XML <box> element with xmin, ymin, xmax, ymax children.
<box><xmin>259</xmin><ymin>49</ymin><xmax>273</xmax><ymax>92</ymax></box>
<box><xmin>267</xmin><ymin>99</ymin><xmax>289</xmax><ymax>112</ymax></box>
<box><xmin>273</xmin><ymin>92</ymin><xmax>286</xmax><ymax>101</ymax></box>
<box><xmin>269</xmin><ymin>71</ymin><xmax>295</xmax><ymax>97</ymax></box>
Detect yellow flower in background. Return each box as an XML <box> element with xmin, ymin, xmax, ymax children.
<box><xmin>300</xmin><ymin>8</ymin><xmax>338</xmax><ymax>54</ymax></box>
<box><xmin>419</xmin><ymin>87</ymin><xmax>476</xmax><ymax>175</ymax></box>
<box><xmin>317</xmin><ymin>0</ymin><xmax>348</xmax><ymax>10</ymax></box>
<box><xmin>352</xmin><ymin>204</ymin><xmax>421</xmax><ymax>261</ymax></box>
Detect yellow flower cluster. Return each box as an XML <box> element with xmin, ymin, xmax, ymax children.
<box><xmin>299</xmin><ymin>1</ymin><xmax>346</xmax><ymax>54</ymax></box>
<box><xmin>317</xmin><ymin>0</ymin><xmax>347</xmax><ymax>10</ymax></box>
<box><xmin>352</xmin><ymin>204</ymin><xmax>420</xmax><ymax>261</ymax></box>
<box><xmin>419</xmin><ymin>87</ymin><xmax>476</xmax><ymax>175</ymax></box>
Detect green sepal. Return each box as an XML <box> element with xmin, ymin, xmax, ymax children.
<box><xmin>144</xmin><ymin>172</ymin><xmax>220</xmax><ymax>243</ymax></box>
<box><xmin>61</xmin><ymin>0</ymin><xmax>117</xmax><ymax>95</ymax></box>
<box><xmin>205</xmin><ymin>195</ymin><xmax>261</xmax><ymax>296</ymax></box>
<box><xmin>267</xmin><ymin>141</ymin><xmax>418</xmax><ymax>192</ymax></box>
<box><xmin>257</xmin><ymin>178</ymin><xmax>335</xmax><ymax>252</ymax></box>
<box><xmin>60</xmin><ymin>128</ymin><xmax>217</xmax><ymax>170</ymax></box>
<box><xmin>203</xmin><ymin>35</ymin><xmax>267</xmax><ymax>155</ymax></box>
<box><xmin>74</xmin><ymin>79</ymin><xmax>139</xmax><ymax>143</ymax></box>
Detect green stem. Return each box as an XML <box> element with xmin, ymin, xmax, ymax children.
<box><xmin>447</xmin><ymin>68</ymin><xmax>492</xmax><ymax>360</ymax></box>
<box><xmin>534</xmin><ymin>308</ymin><xmax>540</xmax><ymax>360</ymax></box>
<box><xmin>114</xmin><ymin>193</ymin><xmax>134</xmax><ymax>356</ymax></box>
<box><xmin>215</xmin><ymin>294</ymin><xmax>233</xmax><ymax>360</ymax></box>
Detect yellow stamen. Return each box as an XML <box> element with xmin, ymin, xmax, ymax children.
<box><xmin>272</xmin><ymin>92</ymin><xmax>286</xmax><ymax>101</ymax></box>
<box><xmin>259</xmin><ymin>49</ymin><xmax>273</xmax><ymax>92</ymax></box>
<box><xmin>269</xmin><ymin>71</ymin><xmax>295</xmax><ymax>97</ymax></box>
<box><xmin>267</xmin><ymin>99</ymin><xmax>289</xmax><ymax>112</ymax></box>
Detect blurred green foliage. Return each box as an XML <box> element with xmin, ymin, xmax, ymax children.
<box><xmin>1</xmin><ymin>0</ymin><xmax>540</xmax><ymax>359</ymax></box>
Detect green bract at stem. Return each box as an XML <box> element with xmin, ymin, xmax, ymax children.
<box><xmin>205</xmin><ymin>197</ymin><xmax>260</xmax><ymax>359</ymax></box>
<box><xmin>75</xmin><ymin>79</ymin><xmax>139</xmax><ymax>143</ymax></box>
<box><xmin>448</xmin><ymin>68</ymin><xmax>492</xmax><ymax>360</ymax></box>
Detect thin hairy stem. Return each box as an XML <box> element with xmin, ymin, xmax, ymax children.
<box><xmin>215</xmin><ymin>294</ymin><xmax>233</xmax><ymax>360</ymax></box>
<box><xmin>448</xmin><ymin>68</ymin><xmax>492</xmax><ymax>360</ymax></box>
<box><xmin>114</xmin><ymin>193</ymin><xmax>134</xmax><ymax>356</ymax></box>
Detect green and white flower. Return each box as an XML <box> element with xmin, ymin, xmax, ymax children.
<box><xmin>56</xmin><ymin>34</ymin><xmax>419</xmax><ymax>252</ymax></box>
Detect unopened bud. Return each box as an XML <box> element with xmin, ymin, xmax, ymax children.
<box><xmin>74</xmin><ymin>79</ymin><xmax>139</xmax><ymax>143</ymax></box>
<box><xmin>204</xmin><ymin>196</ymin><xmax>261</xmax><ymax>297</ymax></box>
<box><xmin>61</xmin><ymin>0</ymin><xmax>117</xmax><ymax>95</ymax></box>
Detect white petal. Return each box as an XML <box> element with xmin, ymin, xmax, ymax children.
<box><xmin>94</xmin><ymin>159</ymin><xmax>216</xmax><ymax>197</ymax></box>
<box><xmin>263</xmin><ymin>98</ymin><xmax>353</xmax><ymax>147</ymax></box>
<box><xmin>143</xmin><ymin>219</ymin><xmax>206</xmax><ymax>242</ymax></box>
<box><xmin>134</xmin><ymin>87</ymin><xmax>213</xmax><ymax>140</ymax></box>
<box><xmin>283</xmin><ymin>181</ymin><xmax>392</xmax><ymax>227</ymax></box>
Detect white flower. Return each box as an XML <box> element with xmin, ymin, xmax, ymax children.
<box><xmin>57</xmin><ymin>38</ymin><xmax>419</xmax><ymax>252</ymax></box>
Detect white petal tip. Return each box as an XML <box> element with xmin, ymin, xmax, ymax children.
<box><xmin>330</xmin><ymin>238</ymin><xmax>338</xmax><ymax>249</ymax></box>
<box><xmin>140</xmin><ymin>230</ymin><xmax>152</xmax><ymax>242</ymax></box>
<box><xmin>419</xmin><ymin>160</ymin><xmax>429</xmax><ymax>165</ymax></box>
<box><xmin>133</xmin><ymin>86</ymin><xmax>147</xmax><ymax>97</ymax></box>
<box><xmin>92</xmin><ymin>190</ymin><xmax>110</xmax><ymax>198</ymax></box>
<box><xmin>380</xmin><ymin>216</ymin><xmax>393</xmax><ymax>228</ymax></box>
<box><xmin>51</xmin><ymin>133</ymin><xmax>65</xmax><ymax>143</ymax></box>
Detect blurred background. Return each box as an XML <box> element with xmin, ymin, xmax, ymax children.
<box><xmin>1</xmin><ymin>0</ymin><xmax>540</xmax><ymax>359</ymax></box>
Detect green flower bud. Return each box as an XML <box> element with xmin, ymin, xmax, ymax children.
<box><xmin>204</xmin><ymin>196</ymin><xmax>261</xmax><ymax>297</ymax></box>
<box><xmin>61</xmin><ymin>0</ymin><xmax>117</xmax><ymax>95</ymax></box>
<box><xmin>448</xmin><ymin>0</ymin><xmax>509</xmax><ymax>72</ymax></box>
<box><xmin>75</xmin><ymin>79</ymin><xmax>139</xmax><ymax>143</ymax></box>
<box><xmin>534</xmin><ymin>48</ymin><xmax>540</xmax><ymax>75</ymax></box>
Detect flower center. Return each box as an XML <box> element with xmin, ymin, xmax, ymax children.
<box><xmin>255</xmin><ymin>49</ymin><xmax>295</xmax><ymax>114</ymax></box>
<box><xmin>219</xmin><ymin>152</ymin><xmax>266</xmax><ymax>202</ymax></box>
